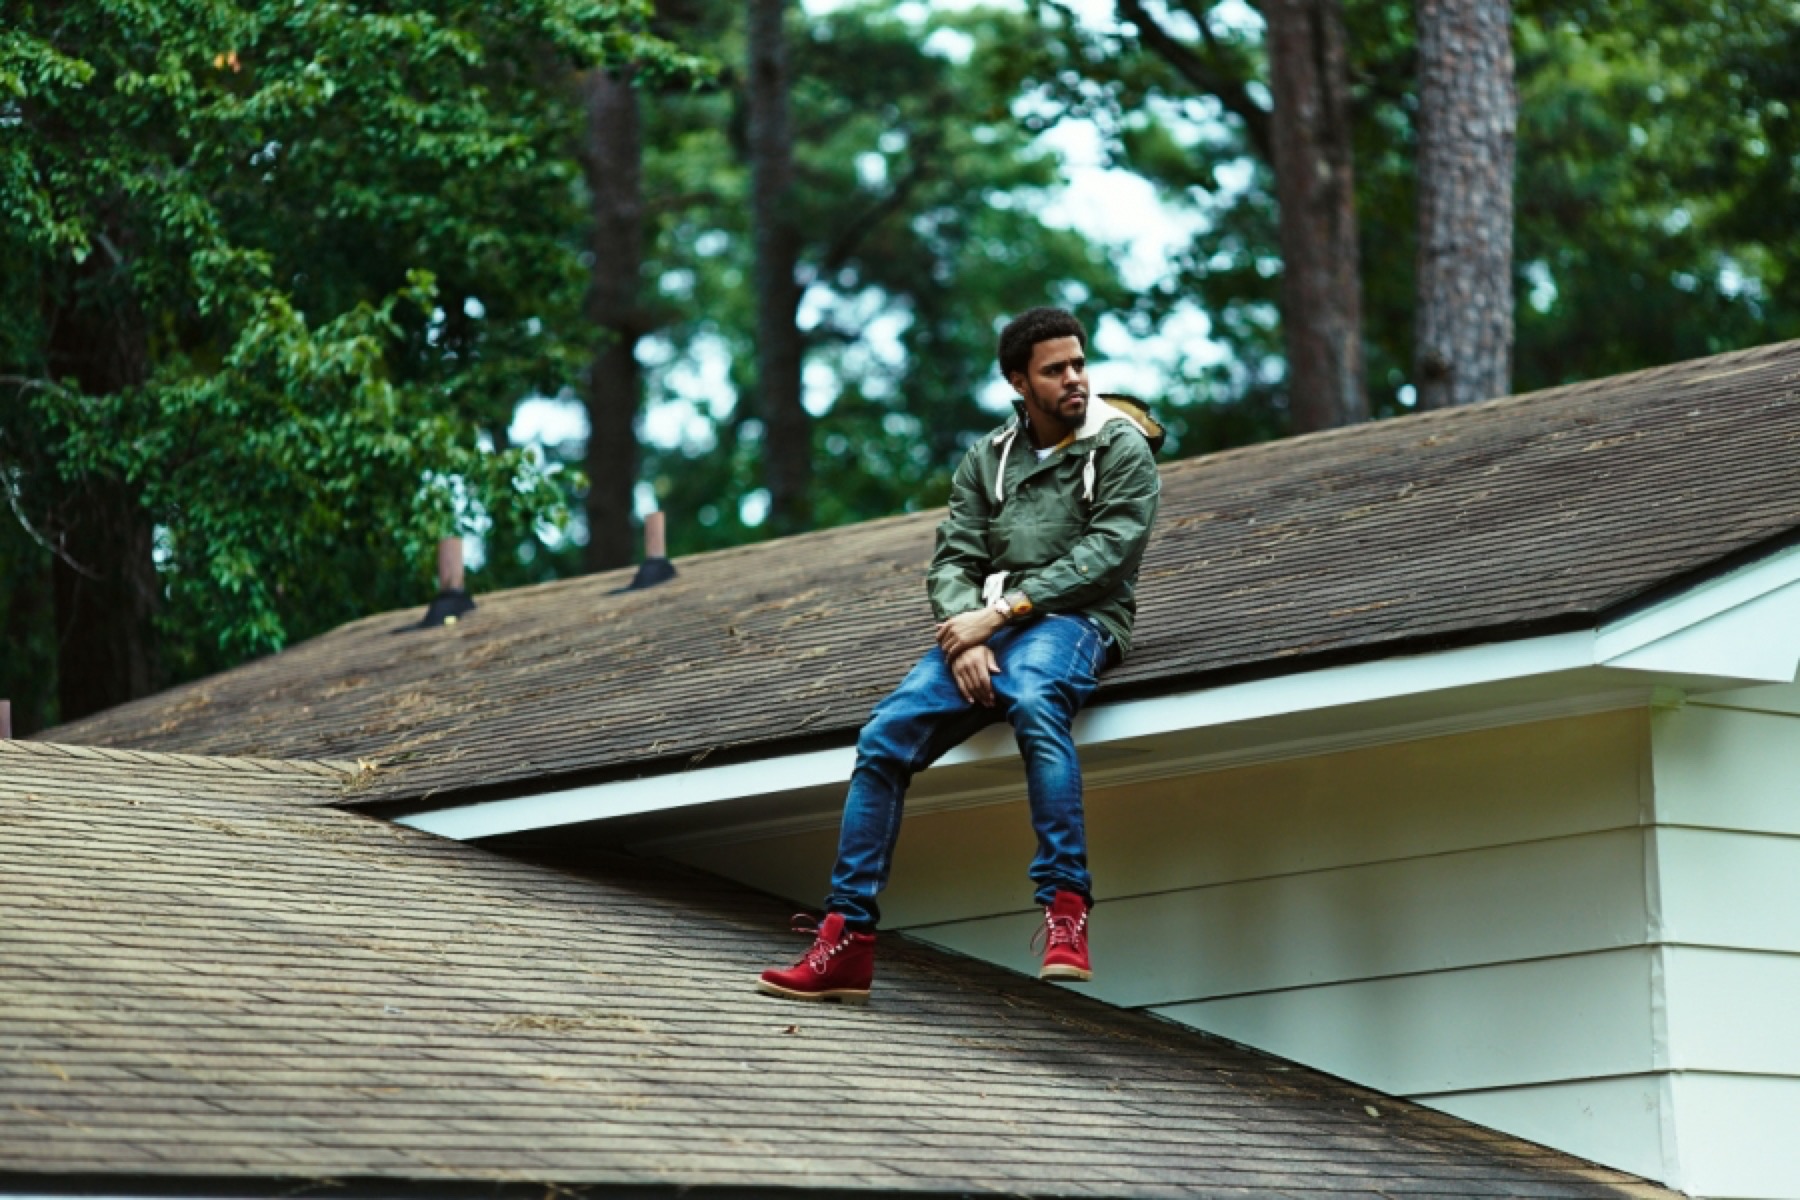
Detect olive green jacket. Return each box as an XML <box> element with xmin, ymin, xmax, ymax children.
<box><xmin>926</xmin><ymin>394</ymin><xmax>1164</xmax><ymax>658</ymax></box>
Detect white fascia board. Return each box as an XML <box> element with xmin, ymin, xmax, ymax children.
<box><xmin>399</xmin><ymin>632</ymin><xmax>1596</xmax><ymax>840</ymax></box>
<box><xmin>1597</xmin><ymin>541</ymin><xmax>1800</xmax><ymax>682</ymax></box>
<box><xmin>397</xmin><ymin>543</ymin><xmax>1800</xmax><ymax>842</ymax></box>
<box><xmin>395</xmin><ymin>746</ymin><xmax>855</xmax><ymax>841</ymax></box>
<box><xmin>1606</xmin><ymin>577</ymin><xmax>1800</xmax><ymax>683</ymax></box>
<box><xmin>1075</xmin><ymin>630</ymin><xmax>1597</xmax><ymax>748</ymax></box>
<box><xmin>929</xmin><ymin>629</ymin><xmax>1596</xmax><ymax>771</ymax></box>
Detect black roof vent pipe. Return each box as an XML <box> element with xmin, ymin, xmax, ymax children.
<box><xmin>419</xmin><ymin>536</ymin><xmax>477</xmax><ymax>627</ymax></box>
<box><xmin>625</xmin><ymin>511</ymin><xmax>676</xmax><ymax>591</ymax></box>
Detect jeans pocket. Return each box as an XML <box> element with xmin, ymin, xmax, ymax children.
<box><xmin>1067</xmin><ymin>621</ymin><xmax>1103</xmax><ymax>687</ymax></box>
<box><xmin>1075</xmin><ymin>615</ymin><xmax>1114</xmax><ymax>675</ymax></box>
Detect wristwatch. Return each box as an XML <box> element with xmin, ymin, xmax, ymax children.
<box><xmin>991</xmin><ymin>589</ymin><xmax>1033</xmax><ymax>622</ymax></box>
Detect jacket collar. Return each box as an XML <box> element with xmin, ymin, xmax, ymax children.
<box><xmin>1004</xmin><ymin>394</ymin><xmax>1131</xmax><ymax>449</ymax></box>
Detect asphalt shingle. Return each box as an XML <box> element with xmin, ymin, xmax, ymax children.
<box><xmin>43</xmin><ymin>339</ymin><xmax>1800</xmax><ymax>808</ymax></box>
<box><xmin>0</xmin><ymin>741</ymin><xmax>1672</xmax><ymax>1198</ymax></box>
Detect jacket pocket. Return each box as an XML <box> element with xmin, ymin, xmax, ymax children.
<box><xmin>993</xmin><ymin>510</ymin><xmax>1082</xmax><ymax>570</ymax></box>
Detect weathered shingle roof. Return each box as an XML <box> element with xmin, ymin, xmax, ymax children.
<box><xmin>46</xmin><ymin>339</ymin><xmax>1800</xmax><ymax>805</ymax></box>
<box><xmin>0</xmin><ymin>738</ymin><xmax>358</xmax><ymax>803</ymax></box>
<box><xmin>0</xmin><ymin>741</ymin><xmax>1669</xmax><ymax>1198</ymax></box>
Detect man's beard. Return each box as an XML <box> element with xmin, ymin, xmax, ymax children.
<box><xmin>1029</xmin><ymin>379</ymin><xmax>1088</xmax><ymax>428</ymax></box>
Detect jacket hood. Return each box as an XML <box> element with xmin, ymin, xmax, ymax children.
<box><xmin>1081</xmin><ymin>393</ymin><xmax>1166</xmax><ymax>452</ymax></box>
<box><xmin>1008</xmin><ymin>393</ymin><xmax>1166</xmax><ymax>454</ymax></box>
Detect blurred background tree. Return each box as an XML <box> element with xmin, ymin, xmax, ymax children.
<box><xmin>624</xmin><ymin>0</ymin><xmax>1134</xmax><ymax>557</ymax></box>
<box><xmin>4</xmin><ymin>0</ymin><xmax>1796</xmax><ymax>731</ymax></box>
<box><xmin>1</xmin><ymin>0</ymin><xmax>687</xmax><ymax>727</ymax></box>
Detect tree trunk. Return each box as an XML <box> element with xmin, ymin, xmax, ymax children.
<box><xmin>0</xmin><ymin>548</ymin><xmax>57</xmax><ymax>736</ymax></box>
<box><xmin>50</xmin><ymin>481</ymin><xmax>159</xmax><ymax>721</ymax></box>
<box><xmin>577</xmin><ymin>67</ymin><xmax>645</xmax><ymax>572</ymax></box>
<box><xmin>1413</xmin><ymin>0</ymin><xmax>1516</xmax><ymax>409</ymax></box>
<box><xmin>745</xmin><ymin>0</ymin><xmax>810</xmax><ymax>534</ymax></box>
<box><xmin>44</xmin><ymin>250</ymin><xmax>161</xmax><ymax>721</ymax></box>
<box><xmin>1264</xmin><ymin>0</ymin><xmax>1367</xmax><ymax>432</ymax></box>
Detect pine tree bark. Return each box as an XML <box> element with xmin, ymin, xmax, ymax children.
<box><xmin>44</xmin><ymin>248</ymin><xmax>161</xmax><ymax>722</ymax></box>
<box><xmin>577</xmin><ymin>67</ymin><xmax>645</xmax><ymax>571</ymax></box>
<box><xmin>1413</xmin><ymin>0</ymin><xmax>1516</xmax><ymax>409</ymax></box>
<box><xmin>50</xmin><ymin>481</ymin><xmax>158</xmax><ymax>721</ymax></box>
<box><xmin>1</xmin><ymin>545</ymin><xmax>57</xmax><ymax>736</ymax></box>
<box><xmin>746</xmin><ymin>0</ymin><xmax>810</xmax><ymax>534</ymax></box>
<box><xmin>1264</xmin><ymin>0</ymin><xmax>1367</xmax><ymax>432</ymax></box>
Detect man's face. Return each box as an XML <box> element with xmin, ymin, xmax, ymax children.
<box><xmin>1010</xmin><ymin>335</ymin><xmax>1089</xmax><ymax>432</ymax></box>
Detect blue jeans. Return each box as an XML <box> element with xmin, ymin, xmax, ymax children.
<box><xmin>826</xmin><ymin>614</ymin><xmax>1112</xmax><ymax>929</ymax></box>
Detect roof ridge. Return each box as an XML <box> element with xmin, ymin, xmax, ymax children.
<box><xmin>0</xmin><ymin>738</ymin><xmax>356</xmax><ymax>780</ymax></box>
<box><xmin>1156</xmin><ymin>336</ymin><xmax>1800</xmax><ymax>475</ymax></box>
<box><xmin>326</xmin><ymin>339</ymin><xmax>1800</xmax><ymax>617</ymax></box>
<box><xmin>36</xmin><ymin>335</ymin><xmax>1800</xmax><ymax>796</ymax></box>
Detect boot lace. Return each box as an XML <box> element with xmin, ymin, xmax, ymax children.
<box><xmin>789</xmin><ymin>914</ymin><xmax>853</xmax><ymax>975</ymax></box>
<box><xmin>1031</xmin><ymin>908</ymin><xmax>1087</xmax><ymax>955</ymax></box>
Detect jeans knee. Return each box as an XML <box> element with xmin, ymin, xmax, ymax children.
<box><xmin>856</xmin><ymin>709</ymin><xmax>918</xmax><ymax>774</ymax></box>
<box><xmin>854</xmin><ymin>723</ymin><xmax>893</xmax><ymax>767</ymax></box>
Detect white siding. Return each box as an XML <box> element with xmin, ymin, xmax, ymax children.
<box><xmin>671</xmin><ymin>711</ymin><xmax>1670</xmax><ymax>1161</ymax></box>
<box><xmin>1654</xmin><ymin>827</ymin><xmax>1800</xmax><ymax>953</ymax></box>
<box><xmin>675</xmin><ymin>708</ymin><xmax>1648</xmax><ymax>931</ymax></box>
<box><xmin>1652</xmin><ymin>703</ymin><xmax>1800</xmax><ymax>836</ymax></box>
<box><xmin>1667</xmin><ymin>1074</ymin><xmax>1800</xmax><ymax>1200</ymax></box>
<box><xmin>1692</xmin><ymin>679</ymin><xmax>1800</xmax><ymax>718</ymax></box>
<box><xmin>667</xmin><ymin>696</ymin><xmax>1800</xmax><ymax>1197</ymax></box>
<box><xmin>1416</xmin><ymin>1076</ymin><xmax>1672</xmax><ymax>1185</ymax></box>
<box><xmin>908</xmin><ymin>831</ymin><xmax>1651</xmax><ymax>1008</ymax></box>
<box><xmin>1648</xmin><ymin>696</ymin><xmax>1800</xmax><ymax>1200</ymax></box>
<box><xmin>1663</xmin><ymin>946</ymin><xmax>1800</xmax><ymax>1078</ymax></box>
<box><xmin>1151</xmin><ymin>950</ymin><xmax>1658</xmax><ymax>1095</ymax></box>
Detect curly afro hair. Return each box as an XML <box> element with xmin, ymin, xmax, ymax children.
<box><xmin>997</xmin><ymin>307</ymin><xmax>1088</xmax><ymax>380</ymax></box>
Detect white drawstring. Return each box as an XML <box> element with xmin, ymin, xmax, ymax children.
<box><xmin>1081</xmin><ymin>449</ymin><xmax>1097</xmax><ymax>503</ymax></box>
<box><xmin>992</xmin><ymin>423</ymin><xmax>1020</xmax><ymax>504</ymax></box>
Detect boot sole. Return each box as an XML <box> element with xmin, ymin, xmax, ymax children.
<box><xmin>1039</xmin><ymin>964</ymin><xmax>1092</xmax><ymax>982</ymax></box>
<box><xmin>756</xmin><ymin>979</ymin><xmax>871</xmax><ymax>1005</ymax></box>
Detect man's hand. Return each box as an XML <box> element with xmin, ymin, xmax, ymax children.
<box><xmin>949</xmin><ymin>645</ymin><xmax>1002</xmax><ymax>707</ymax></box>
<box><xmin>935</xmin><ymin>607</ymin><xmax>1006</xmax><ymax>659</ymax></box>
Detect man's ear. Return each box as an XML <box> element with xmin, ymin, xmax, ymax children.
<box><xmin>1006</xmin><ymin>371</ymin><xmax>1025</xmax><ymax>397</ymax></box>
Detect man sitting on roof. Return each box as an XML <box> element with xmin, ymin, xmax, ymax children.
<box><xmin>758</xmin><ymin>307</ymin><xmax>1165</xmax><ymax>1004</ymax></box>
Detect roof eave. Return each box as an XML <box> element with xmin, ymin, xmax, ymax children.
<box><xmin>0</xmin><ymin>1170</ymin><xmax>1119</xmax><ymax>1200</ymax></box>
<box><xmin>389</xmin><ymin>541</ymin><xmax>1800</xmax><ymax>846</ymax></box>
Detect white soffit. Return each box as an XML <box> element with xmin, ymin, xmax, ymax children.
<box><xmin>398</xmin><ymin>544</ymin><xmax>1800</xmax><ymax>841</ymax></box>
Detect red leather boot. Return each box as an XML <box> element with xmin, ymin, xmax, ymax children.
<box><xmin>1036</xmin><ymin>890</ymin><xmax>1092</xmax><ymax>982</ymax></box>
<box><xmin>757</xmin><ymin>913</ymin><xmax>875</xmax><ymax>1004</ymax></box>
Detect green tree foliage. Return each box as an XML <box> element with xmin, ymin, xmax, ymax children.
<box><xmin>629</xmin><ymin>2</ymin><xmax>1135</xmax><ymax>555</ymax></box>
<box><xmin>1352</xmin><ymin>0</ymin><xmax>1800</xmax><ymax>401</ymax></box>
<box><xmin>1031</xmin><ymin>0</ymin><xmax>1799</xmax><ymax>425</ymax></box>
<box><xmin>0</xmin><ymin>0</ymin><xmax>686</xmax><ymax>726</ymax></box>
<box><xmin>6</xmin><ymin>0</ymin><xmax>1796</xmax><ymax>730</ymax></box>
<box><xmin>1346</xmin><ymin>0</ymin><xmax>1800</xmax><ymax>402</ymax></box>
<box><xmin>1509</xmin><ymin>0</ymin><xmax>1800</xmax><ymax>389</ymax></box>
<box><xmin>1013</xmin><ymin>1</ymin><xmax>1293</xmax><ymax>445</ymax></box>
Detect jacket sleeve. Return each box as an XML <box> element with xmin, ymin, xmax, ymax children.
<box><xmin>1007</xmin><ymin>432</ymin><xmax>1160</xmax><ymax>614</ymax></box>
<box><xmin>925</xmin><ymin>442</ymin><xmax>994</xmax><ymax>620</ymax></box>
